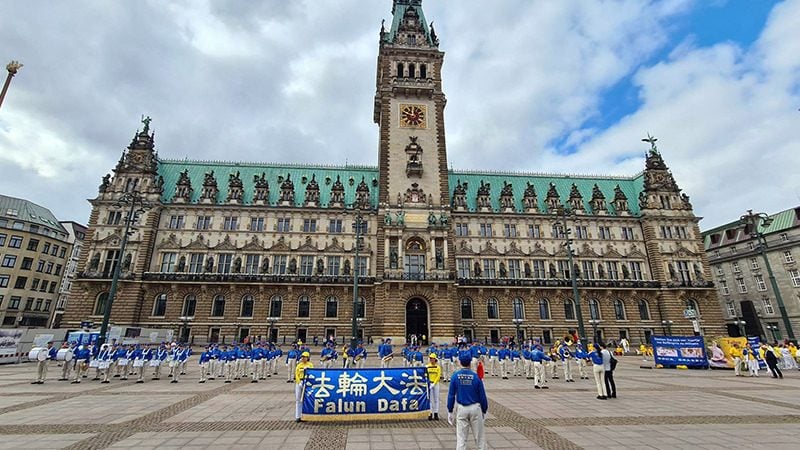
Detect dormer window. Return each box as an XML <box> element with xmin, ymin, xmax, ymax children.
<box><xmin>408</xmin><ymin>34</ymin><xmax>416</xmax><ymax>46</ymax></box>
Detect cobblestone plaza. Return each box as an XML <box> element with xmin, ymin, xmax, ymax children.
<box><xmin>1</xmin><ymin>351</ymin><xmax>798</xmax><ymax>449</ymax></box>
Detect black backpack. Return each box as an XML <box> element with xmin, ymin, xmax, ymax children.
<box><xmin>609</xmin><ymin>353</ymin><xmax>618</xmax><ymax>371</ymax></box>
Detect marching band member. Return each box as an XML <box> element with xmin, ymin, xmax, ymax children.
<box><xmin>413</xmin><ymin>346</ymin><xmax>424</xmax><ymax>367</ymax></box>
<box><xmin>510</xmin><ymin>345</ymin><xmax>521</xmax><ymax>377</ymax></box>
<box><xmin>180</xmin><ymin>344</ymin><xmax>191</xmax><ymax>376</ymax></box>
<box><xmin>401</xmin><ymin>344</ymin><xmax>410</xmax><ymax>368</ymax></box>
<box><xmin>353</xmin><ymin>342</ymin><xmax>367</xmax><ymax>369</ymax></box>
<box><xmin>574</xmin><ymin>343</ymin><xmax>589</xmax><ymax>380</ymax></box>
<box><xmin>167</xmin><ymin>344</ymin><xmax>179</xmax><ymax>379</ymax></box>
<box><xmin>744</xmin><ymin>343</ymin><xmax>760</xmax><ymax>377</ymax></box>
<box><xmin>522</xmin><ymin>345</ymin><xmax>533</xmax><ymax>380</ymax></box>
<box><xmin>152</xmin><ymin>343</ymin><xmax>168</xmax><ymax>380</ymax></box>
<box><xmin>498</xmin><ymin>344</ymin><xmax>511</xmax><ymax>379</ymax></box>
<box><xmin>98</xmin><ymin>344</ymin><xmax>113</xmax><ymax>383</ymax></box>
<box><xmin>212</xmin><ymin>344</ymin><xmax>223</xmax><ymax>380</ymax></box>
<box><xmin>321</xmin><ymin>342</ymin><xmax>336</xmax><ymax>369</ymax></box>
<box><xmin>72</xmin><ymin>344</ymin><xmax>90</xmax><ymax>384</ymax></box>
<box><xmin>236</xmin><ymin>344</ymin><xmax>249</xmax><ymax>380</ymax></box>
<box><xmin>135</xmin><ymin>344</ymin><xmax>151</xmax><ymax>383</ymax></box>
<box><xmin>199</xmin><ymin>346</ymin><xmax>212</xmax><ymax>383</ymax></box>
<box><xmin>427</xmin><ymin>353</ymin><xmax>442</xmax><ymax>421</ymax></box>
<box><xmin>379</xmin><ymin>338</ymin><xmax>394</xmax><ymax>368</ymax></box>
<box><xmin>90</xmin><ymin>344</ymin><xmax>101</xmax><ymax>380</ymax></box>
<box><xmin>270</xmin><ymin>344</ymin><xmax>282</xmax><ymax>376</ymax></box>
<box><xmin>58</xmin><ymin>342</ymin><xmax>75</xmax><ymax>381</ymax></box>
<box><xmin>286</xmin><ymin>344</ymin><xmax>300</xmax><ymax>383</ymax></box>
<box><xmin>250</xmin><ymin>343</ymin><xmax>264</xmax><ymax>382</ymax></box>
<box><xmin>548</xmin><ymin>344</ymin><xmax>560</xmax><ymax>379</ymax></box>
<box><xmin>487</xmin><ymin>345</ymin><xmax>498</xmax><ymax>377</ymax></box>
<box><xmin>447</xmin><ymin>352</ymin><xmax>488</xmax><ymax>450</ymax></box>
<box><xmin>32</xmin><ymin>341</ymin><xmax>57</xmax><ymax>384</ymax></box>
<box><xmin>559</xmin><ymin>341</ymin><xmax>575</xmax><ymax>382</ymax></box>
<box><xmin>295</xmin><ymin>351</ymin><xmax>313</xmax><ymax>423</ymax></box>
<box><xmin>112</xmin><ymin>344</ymin><xmax>126</xmax><ymax>378</ymax></box>
<box><xmin>224</xmin><ymin>345</ymin><xmax>236</xmax><ymax>383</ymax></box>
<box><xmin>531</xmin><ymin>344</ymin><xmax>551</xmax><ymax>389</ymax></box>
<box><xmin>171</xmin><ymin>344</ymin><xmax>188</xmax><ymax>383</ymax></box>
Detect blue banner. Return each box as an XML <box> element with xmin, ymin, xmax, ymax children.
<box><xmin>651</xmin><ymin>335</ymin><xmax>708</xmax><ymax>368</ymax></box>
<box><xmin>302</xmin><ymin>367</ymin><xmax>430</xmax><ymax>420</ymax></box>
<box><xmin>747</xmin><ymin>336</ymin><xmax>768</xmax><ymax>369</ymax></box>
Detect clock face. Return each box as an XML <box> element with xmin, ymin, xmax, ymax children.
<box><xmin>399</xmin><ymin>104</ymin><xmax>427</xmax><ymax>128</ymax></box>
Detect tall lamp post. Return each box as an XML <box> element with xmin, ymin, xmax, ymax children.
<box><xmin>589</xmin><ymin>319</ymin><xmax>602</xmax><ymax>343</ymax></box>
<box><xmin>512</xmin><ymin>318</ymin><xmax>524</xmax><ymax>344</ymax></box>
<box><xmin>351</xmin><ymin>213</ymin><xmax>366</xmax><ymax>352</ymax></box>
<box><xmin>765</xmin><ymin>324</ymin><xmax>779</xmax><ymax>343</ymax></box>
<box><xmin>732</xmin><ymin>319</ymin><xmax>747</xmax><ymax>338</ymax></box>
<box><xmin>661</xmin><ymin>320</ymin><xmax>674</xmax><ymax>336</ymax></box>
<box><xmin>179</xmin><ymin>316</ymin><xmax>191</xmax><ymax>343</ymax></box>
<box><xmin>97</xmin><ymin>191</ymin><xmax>152</xmax><ymax>349</ymax></box>
<box><xmin>267</xmin><ymin>317</ymin><xmax>278</xmax><ymax>343</ymax></box>
<box><xmin>740</xmin><ymin>210</ymin><xmax>794</xmax><ymax>340</ymax></box>
<box><xmin>0</xmin><ymin>61</ymin><xmax>23</xmax><ymax>110</ymax></box>
<box><xmin>553</xmin><ymin>206</ymin><xmax>586</xmax><ymax>341</ymax></box>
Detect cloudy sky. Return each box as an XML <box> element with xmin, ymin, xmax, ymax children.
<box><xmin>1</xmin><ymin>0</ymin><xmax>798</xmax><ymax>230</ymax></box>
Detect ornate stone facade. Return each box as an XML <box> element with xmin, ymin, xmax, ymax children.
<box><xmin>62</xmin><ymin>0</ymin><xmax>723</xmax><ymax>345</ymax></box>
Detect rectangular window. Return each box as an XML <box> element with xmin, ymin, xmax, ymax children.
<box><xmin>482</xmin><ymin>259</ymin><xmax>497</xmax><ymax>278</ymax></box>
<box><xmin>272</xmin><ymin>255</ymin><xmax>288</xmax><ymax>275</ymax></box>
<box><xmin>736</xmin><ymin>278</ymin><xmax>747</xmax><ymax>293</ymax></box>
<box><xmin>660</xmin><ymin>226</ymin><xmax>673</xmax><ymax>239</ymax></box>
<box><xmin>479</xmin><ymin>223</ymin><xmax>493</xmax><ymax>237</ymax></box>
<box><xmin>31</xmin><ymin>278</ymin><xmax>39</xmax><ymax>290</ymax></box>
<box><xmin>326</xmin><ymin>256</ymin><xmax>341</xmax><ymax>276</ymax></box>
<box><xmin>59</xmin><ymin>247</ymin><xmax>66</xmax><ymax>258</ymax></box>
<box><xmin>302</xmin><ymin>219</ymin><xmax>317</xmax><ymax>232</ymax></box>
<box><xmin>404</xmin><ymin>255</ymin><xmax>426</xmax><ymax>275</ymax></box>
<box><xmin>0</xmin><ymin>233</ymin><xmax>6</xmax><ymax>246</ymax></box>
<box><xmin>189</xmin><ymin>253</ymin><xmax>204</xmax><ymax>273</ymax></box>
<box><xmin>750</xmin><ymin>258</ymin><xmax>759</xmax><ymax>270</ymax></box>
<box><xmin>41</xmin><ymin>281</ymin><xmax>49</xmax><ymax>292</ymax></box>
<box><xmin>606</xmin><ymin>261</ymin><xmax>619</xmax><ymax>280</ymax></box>
<box><xmin>677</xmin><ymin>261</ymin><xmax>691</xmax><ymax>283</ymax></box>
<box><xmin>715</xmin><ymin>265</ymin><xmax>723</xmax><ymax>276</ymax></box>
<box><xmin>27</xmin><ymin>239</ymin><xmax>39</xmax><ymax>251</ymax></box>
<box><xmin>1</xmin><ymin>255</ymin><xmax>17</xmax><ymax>267</ymax></box>
<box><xmin>732</xmin><ymin>261</ymin><xmax>741</xmax><ymax>273</ymax></box>
<box><xmin>250</xmin><ymin>217</ymin><xmax>265</xmax><ymax>232</ymax></box>
<box><xmin>558</xmin><ymin>260</ymin><xmax>570</xmax><ymax>279</ymax></box>
<box><xmin>532</xmin><ymin>260</ymin><xmax>546</xmax><ymax>278</ymax></box>
<box><xmin>245</xmin><ymin>254</ymin><xmax>260</xmax><ymax>274</ymax></box>
<box><xmin>328</xmin><ymin>219</ymin><xmax>343</xmax><ymax>233</ymax></box>
<box><xmin>160</xmin><ymin>252</ymin><xmax>177</xmax><ymax>272</ymax></box>
<box><xmin>730</xmin><ymin>246</ymin><xmax>737</xmax><ymax>254</ymax></box>
<box><xmin>106</xmin><ymin>211</ymin><xmax>122</xmax><ymax>225</ymax></box>
<box><xmin>277</xmin><ymin>218</ymin><xmax>291</xmax><ymax>232</ymax></box>
<box><xmin>9</xmin><ymin>296</ymin><xmax>20</xmax><ymax>309</ymax></box>
<box><xmin>457</xmin><ymin>259</ymin><xmax>471</xmax><ymax>278</ymax></box>
<box><xmin>629</xmin><ymin>261</ymin><xmax>643</xmax><ymax>280</ymax></box>
<box><xmin>36</xmin><ymin>260</ymin><xmax>44</xmax><ymax>272</ymax></box>
<box><xmin>455</xmin><ymin>223</ymin><xmax>469</xmax><ymax>236</ymax></box>
<box><xmin>507</xmin><ymin>259</ymin><xmax>521</xmax><ymax>278</ymax></box>
<box><xmin>167</xmin><ymin>215</ymin><xmax>184</xmax><ymax>229</ymax></box>
<box><xmin>763</xmin><ymin>298</ymin><xmax>775</xmax><ymax>315</ymax></box>
<box><xmin>356</xmin><ymin>256</ymin><xmax>368</xmax><ymax>275</ymax></box>
<box><xmin>54</xmin><ymin>264</ymin><xmax>62</xmax><ymax>276</ymax></box>
<box><xmin>196</xmin><ymin>216</ymin><xmax>212</xmax><ymax>230</ymax></box>
<box><xmin>598</xmin><ymin>226</ymin><xmax>612</xmax><ymax>240</ymax></box>
<box><xmin>528</xmin><ymin>224</ymin><xmax>541</xmax><ymax>238</ymax></box>
<box><xmin>0</xmin><ymin>275</ymin><xmax>9</xmax><ymax>288</ymax></box>
<box><xmin>217</xmin><ymin>254</ymin><xmax>233</xmax><ymax>274</ymax></box>
<box><xmin>503</xmin><ymin>224</ymin><xmax>517</xmax><ymax>238</ymax></box>
<box><xmin>551</xmin><ymin>224</ymin><xmax>564</xmax><ymax>238</ymax></box>
<box><xmin>581</xmin><ymin>261</ymin><xmax>595</xmax><ymax>279</ymax></box>
<box><xmin>790</xmin><ymin>269</ymin><xmax>800</xmax><ymax>287</ymax></box>
<box><xmin>24</xmin><ymin>298</ymin><xmax>33</xmax><ymax>311</ymax></box>
<box><xmin>784</xmin><ymin>251</ymin><xmax>795</xmax><ymax>263</ymax></box>
<box><xmin>676</xmin><ymin>226</ymin><xmax>688</xmax><ymax>239</ymax></box>
<box><xmin>755</xmin><ymin>275</ymin><xmax>767</xmax><ymax>291</ymax></box>
<box><xmin>720</xmin><ymin>280</ymin><xmax>730</xmax><ymax>295</ymax></box>
<box><xmin>45</xmin><ymin>262</ymin><xmax>54</xmax><ymax>274</ymax></box>
<box><xmin>14</xmin><ymin>276</ymin><xmax>27</xmax><ymax>289</ymax></box>
<box><xmin>8</xmin><ymin>235</ymin><xmax>22</xmax><ymax>248</ymax></box>
<box><xmin>50</xmin><ymin>245</ymin><xmax>58</xmax><ymax>256</ymax></box>
<box><xmin>44</xmin><ymin>300</ymin><xmax>51</xmax><ymax>312</ymax></box>
<box><xmin>21</xmin><ymin>257</ymin><xmax>32</xmax><ymax>270</ymax></box>
<box><xmin>223</xmin><ymin>216</ymin><xmax>239</xmax><ymax>231</ymax></box>
<box><xmin>300</xmin><ymin>256</ymin><xmax>315</xmax><ymax>276</ymax></box>
<box><xmin>574</xmin><ymin>226</ymin><xmax>588</xmax><ymax>239</ymax></box>
<box><xmin>621</xmin><ymin>227</ymin><xmax>635</xmax><ymax>240</ymax></box>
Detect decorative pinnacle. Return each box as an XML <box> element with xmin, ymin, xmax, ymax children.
<box><xmin>141</xmin><ymin>115</ymin><xmax>152</xmax><ymax>134</ymax></box>
<box><xmin>6</xmin><ymin>60</ymin><xmax>23</xmax><ymax>75</ymax></box>
<box><xmin>642</xmin><ymin>133</ymin><xmax>658</xmax><ymax>153</ymax></box>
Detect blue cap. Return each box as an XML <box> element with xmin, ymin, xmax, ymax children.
<box><xmin>459</xmin><ymin>353</ymin><xmax>472</xmax><ymax>366</ymax></box>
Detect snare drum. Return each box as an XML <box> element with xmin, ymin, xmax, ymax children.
<box><xmin>57</xmin><ymin>349</ymin><xmax>74</xmax><ymax>362</ymax></box>
<box><xmin>118</xmin><ymin>358</ymin><xmax>129</xmax><ymax>366</ymax></box>
<box><xmin>98</xmin><ymin>361</ymin><xmax>111</xmax><ymax>370</ymax></box>
<box><xmin>28</xmin><ymin>347</ymin><xmax>47</xmax><ymax>362</ymax></box>
<box><xmin>89</xmin><ymin>360</ymin><xmax>99</xmax><ymax>368</ymax></box>
<box><xmin>148</xmin><ymin>360</ymin><xmax>161</xmax><ymax>367</ymax></box>
<box><xmin>133</xmin><ymin>359</ymin><xmax>144</xmax><ymax>368</ymax></box>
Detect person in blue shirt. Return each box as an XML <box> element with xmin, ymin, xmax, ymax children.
<box><xmin>558</xmin><ymin>342</ymin><xmax>575</xmax><ymax>382</ymax></box>
<box><xmin>72</xmin><ymin>344</ymin><xmax>91</xmax><ymax>384</ymax></box>
<box><xmin>379</xmin><ymin>338</ymin><xmax>394</xmax><ymax>368</ymax></box>
<box><xmin>487</xmin><ymin>345</ymin><xmax>498</xmax><ymax>377</ymax></box>
<box><xmin>270</xmin><ymin>344</ymin><xmax>283</xmax><ymax>376</ymax></box>
<box><xmin>588</xmin><ymin>344</ymin><xmax>607</xmax><ymax>399</ymax></box>
<box><xmin>531</xmin><ymin>345</ymin><xmax>552</xmax><ymax>389</ymax></box>
<box><xmin>286</xmin><ymin>344</ymin><xmax>301</xmax><ymax>383</ymax></box>
<box><xmin>321</xmin><ymin>342</ymin><xmax>336</xmax><ymax>368</ymax></box>
<box><xmin>574</xmin><ymin>344</ymin><xmax>589</xmax><ymax>380</ymax></box>
<box><xmin>199</xmin><ymin>346</ymin><xmax>212</xmax><ymax>383</ymax></box>
<box><xmin>171</xmin><ymin>344</ymin><xmax>189</xmax><ymax>383</ymax></box>
<box><xmin>447</xmin><ymin>352</ymin><xmax>488</xmax><ymax>450</ymax></box>
<box><xmin>497</xmin><ymin>344</ymin><xmax>511</xmax><ymax>380</ymax></box>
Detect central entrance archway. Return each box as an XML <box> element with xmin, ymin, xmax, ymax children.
<box><xmin>406</xmin><ymin>298</ymin><xmax>429</xmax><ymax>345</ymax></box>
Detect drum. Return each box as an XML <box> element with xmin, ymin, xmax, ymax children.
<box><xmin>89</xmin><ymin>360</ymin><xmax>99</xmax><ymax>368</ymax></box>
<box><xmin>133</xmin><ymin>359</ymin><xmax>144</xmax><ymax>368</ymax></box>
<box><xmin>118</xmin><ymin>358</ymin><xmax>129</xmax><ymax>366</ymax></box>
<box><xmin>148</xmin><ymin>360</ymin><xmax>161</xmax><ymax>367</ymax></box>
<box><xmin>28</xmin><ymin>347</ymin><xmax>47</xmax><ymax>362</ymax></box>
<box><xmin>98</xmin><ymin>361</ymin><xmax>111</xmax><ymax>370</ymax></box>
<box><xmin>57</xmin><ymin>349</ymin><xmax>74</xmax><ymax>362</ymax></box>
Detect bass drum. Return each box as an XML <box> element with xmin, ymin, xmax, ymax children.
<box><xmin>28</xmin><ymin>347</ymin><xmax>47</xmax><ymax>362</ymax></box>
<box><xmin>57</xmin><ymin>348</ymin><xmax>74</xmax><ymax>362</ymax></box>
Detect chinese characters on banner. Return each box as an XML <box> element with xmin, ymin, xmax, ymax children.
<box><xmin>651</xmin><ymin>335</ymin><xmax>709</xmax><ymax>368</ymax></box>
<box><xmin>302</xmin><ymin>367</ymin><xmax>430</xmax><ymax>420</ymax></box>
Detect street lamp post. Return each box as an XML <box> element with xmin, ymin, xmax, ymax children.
<box><xmin>589</xmin><ymin>319</ymin><xmax>601</xmax><ymax>343</ymax></box>
<box><xmin>97</xmin><ymin>191</ymin><xmax>152</xmax><ymax>349</ymax></box>
<box><xmin>0</xmin><ymin>61</ymin><xmax>23</xmax><ymax>110</ymax></box>
<box><xmin>740</xmin><ymin>210</ymin><xmax>795</xmax><ymax>340</ymax></box>
<box><xmin>178</xmin><ymin>316</ymin><xmax>191</xmax><ymax>343</ymax></box>
<box><xmin>765</xmin><ymin>324</ymin><xmax>779</xmax><ymax>343</ymax></box>
<box><xmin>661</xmin><ymin>320</ymin><xmax>674</xmax><ymax>336</ymax></box>
<box><xmin>512</xmin><ymin>318</ymin><xmax>523</xmax><ymax>344</ymax></box>
<box><xmin>553</xmin><ymin>206</ymin><xmax>586</xmax><ymax>341</ymax></box>
<box><xmin>351</xmin><ymin>213</ymin><xmax>366</xmax><ymax>352</ymax></box>
<box><xmin>732</xmin><ymin>320</ymin><xmax>747</xmax><ymax>338</ymax></box>
<box><xmin>267</xmin><ymin>317</ymin><xmax>278</xmax><ymax>343</ymax></box>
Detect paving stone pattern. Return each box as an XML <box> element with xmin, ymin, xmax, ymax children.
<box><xmin>1</xmin><ymin>351</ymin><xmax>799</xmax><ymax>449</ymax></box>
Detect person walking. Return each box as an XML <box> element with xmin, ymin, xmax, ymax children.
<box><xmin>447</xmin><ymin>352</ymin><xmax>488</xmax><ymax>450</ymax></box>
<box><xmin>600</xmin><ymin>342</ymin><xmax>617</xmax><ymax>398</ymax></box>
<box><xmin>762</xmin><ymin>343</ymin><xmax>783</xmax><ymax>379</ymax></box>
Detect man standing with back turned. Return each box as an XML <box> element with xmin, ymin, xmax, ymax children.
<box><xmin>447</xmin><ymin>352</ymin><xmax>488</xmax><ymax>450</ymax></box>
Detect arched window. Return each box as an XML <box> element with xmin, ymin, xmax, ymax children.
<box><xmin>94</xmin><ymin>292</ymin><xmax>109</xmax><ymax>316</ymax></box>
<box><xmin>564</xmin><ymin>299</ymin><xmax>576</xmax><ymax>320</ymax></box>
<box><xmin>240</xmin><ymin>295</ymin><xmax>254</xmax><ymax>317</ymax></box>
<box><xmin>461</xmin><ymin>298</ymin><xmax>473</xmax><ymax>320</ymax></box>
<box><xmin>539</xmin><ymin>298</ymin><xmax>551</xmax><ymax>320</ymax></box>
<box><xmin>356</xmin><ymin>296</ymin><xmax>366</xmax><ymax>319</ymax></box>
<box><xmin>269</xmin><ymin>295</ymin><xmax>282</xmax><ymax>318</ymax></box>
<box><xmin>182</xmin><ymin>295</ymin><xmax>197</xmax><ymax>317</ymax></box>
<box><xmin>152</xmin><ymin>293</ymin><xmax>168</xmax><ymax>317</ymax></box>
<box><xmin>325</xmin><ymin>296</ymin><xmax>338</xmax><ymax>318</ymax></box>
<box><xmin>589</xmin><ymin>298</ymin><xmax>601</xmax><ymax>320</ymax></box>
<box><xmin>396</xmin><ymin>62</ymin><xmax>404</xmax><ymax>77</ymax></box>
<box><xmin>297</xmin><ymin>295</ymin><xmax>310</xmax><ymax>318</ymax></box>
<box><xmin>512</xmin><ymin>298</ymin><xmax>525</xmax><ymax>320</ymax></box>
<box><xmin>487</xmin><ymin>298</ymin><xmax>499</xmax><ymax>319</ymax></box>
<box><xmin>408</xmin><ymin>62</ymin><xmax>416</xmax><ymax>78</ymax></box>
<box><xmin>614</xmin><ymin>299</ymin><xmax>626</xmax><ymax>321</ymax></box>
<box><xmin>638</xmin><ymin>299</ymin><xmax>651</xmax><ymax>321</ymax></box>
<box><xmin>420</xmin><ymin>64</ymin><xmax>427</xmax><ymax>78</ymax></box>
<box><xmin>212</xmin><ymin>294</ymin><xmax>226</xmax><ymax>317</ymax></box>
<box><xmin>686</xmin><ymin>299</ymin><xmax>700</xmax><ymax>316</ymax></box>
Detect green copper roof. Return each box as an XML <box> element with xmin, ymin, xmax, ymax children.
<box><xmin>702</xmin><ymin>207</ymin><xmax>799</xmax><ymax>249</ymax></box>
<box><xmin>0</xmin><ymin>194</ymin><xmax>67</xmax><ymax>233</ymax></box>
<box><xmin>384</xmin><ymin>1</ymin><xmax>434</xmax><ymax>46</ymax></box>
<box><xmin>447</xmin><ymin>171</ymin><xmax>644</xmax><ymax>215</ymax></box>
<box><xmin>158</xmin><ymin>160</ymin><xmax>380</xmax><ymax>209</ymax></box>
